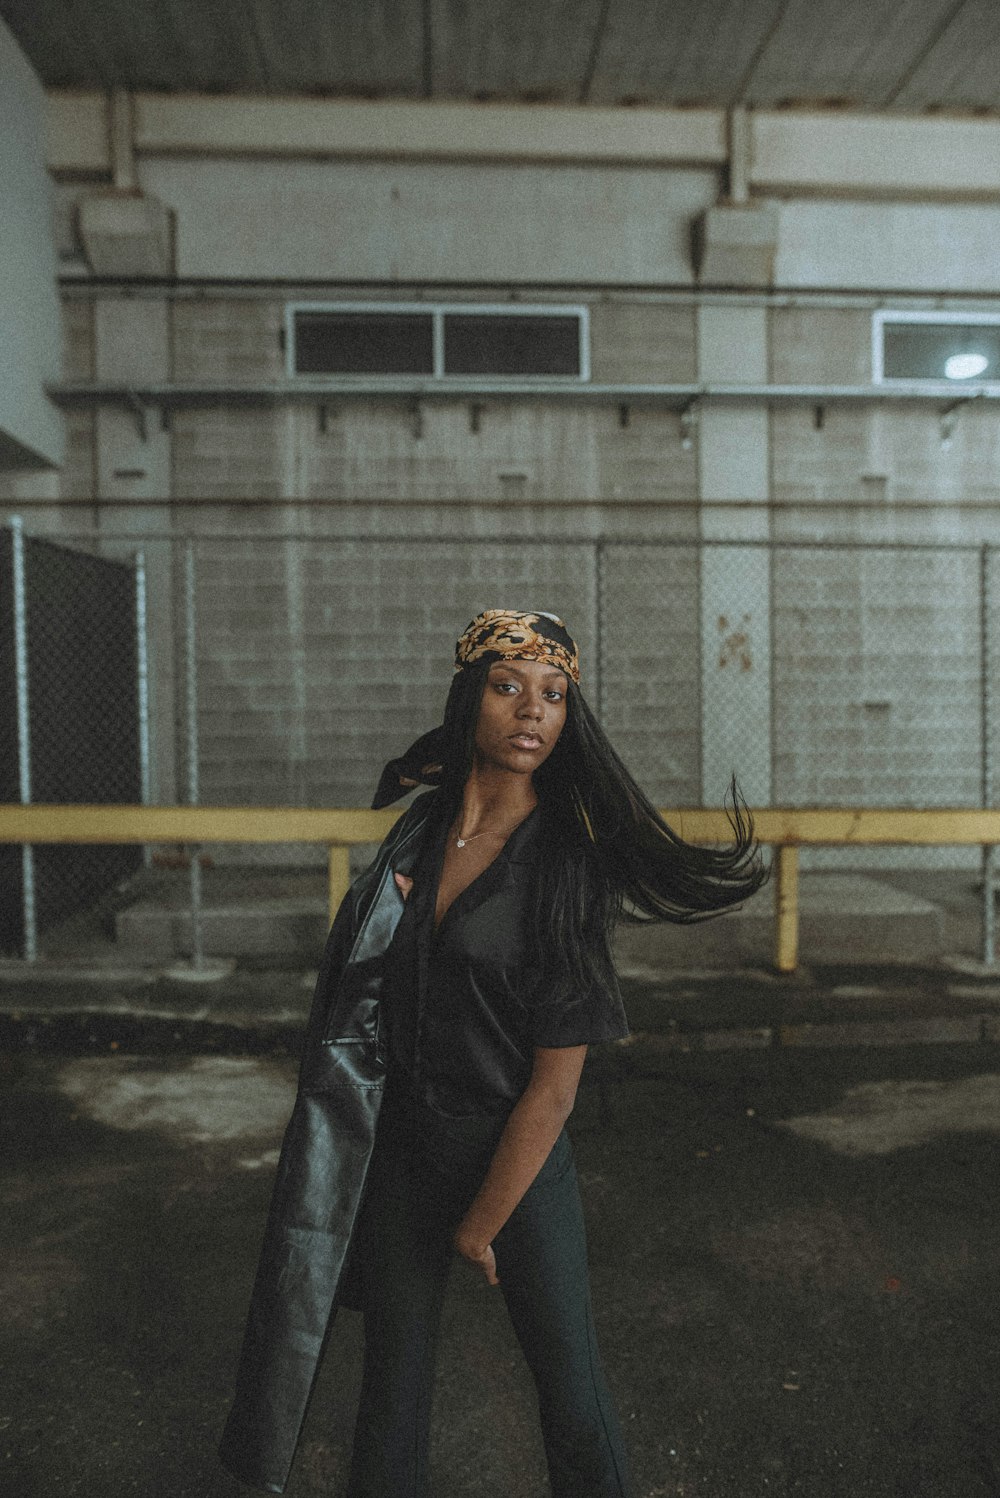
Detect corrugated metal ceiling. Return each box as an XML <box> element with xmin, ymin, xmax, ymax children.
<box><xmin>1</xmin><ymin>0</ymin><xmax>997</xmax><ymax>113</ymax></box>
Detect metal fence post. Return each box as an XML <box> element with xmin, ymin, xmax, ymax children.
<box><xmin>594</xmin><ymin>539</ymin><xmax>605</xmax><ymax>725</ymax></box>
<box><xmin>982</xmin><ymin>543</ymin><xmax>995</xmax><ymax>966</ymax></box>
<box><xmin>135</xmin><ymin>548</ymin><xmax>152</xmax><ymax>868</ymax></box>
<box><xmin>10</xmin><ymin>516</ymin><xmax>37</xmax><ymax>962</ymax></box>
<box><xmin>328</xmin><ymin>845</ymin><xmax>350</xmax><ymax>929</ymax></box>
<box><xmin>183</xmin><ymin>540</ymin><xmax>205</xmax><ymax>970</ymax></box>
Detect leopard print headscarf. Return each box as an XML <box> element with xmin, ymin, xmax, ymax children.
<box><xmin>454</xmin><ymin>609</ymin><xmax>580</xmax><ymax>684</ymax></box>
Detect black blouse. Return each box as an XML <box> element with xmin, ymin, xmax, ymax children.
<box><xmin>380</xmin><ymin>798</ymin><xmax>630</xmax><ymax>1116</ymax></box>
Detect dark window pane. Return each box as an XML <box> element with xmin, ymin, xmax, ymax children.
<box><xmin>882</xmin><ymin>322</ymin><xmax>1000</xmax><ymax>381</ymax></box>
<box><xmin>444</xmin><ymin>314</ymin><xmax>581</xmax><ymax>376</ymax></box>
<box><xmin>294</xmin><ymin>312</ymin><xmax>434</xmax><ymax>374</ymax></box>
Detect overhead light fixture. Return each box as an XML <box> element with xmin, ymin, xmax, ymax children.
<box><xmin>944</xmin><ymin>352</ymin><xmax>989</xmax><ymax>380</ymax></box>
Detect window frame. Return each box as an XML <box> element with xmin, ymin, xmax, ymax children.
<box><xmin>285</xmin><ymin>300</ymin><xmax>591</xmax><ymax>383</ymax></box>
<box><xmin>872</xmin><ymin>308</ymin><xmax>1000</xmax><ymax>389</ymax></box>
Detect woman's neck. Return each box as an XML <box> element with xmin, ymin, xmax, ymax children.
<box><xmin>456</xmin><ymin>763</ymin><xmax>537</xmax><ymax>836</ymax></box>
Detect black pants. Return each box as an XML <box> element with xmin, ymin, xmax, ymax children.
<box><xmin>345</xmin><ymin>1084</ymin><xmax>633</xmax><ymax>1498</ymax></box>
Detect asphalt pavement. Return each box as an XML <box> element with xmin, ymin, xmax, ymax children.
<box><xmin>4</xmin><ymin>861</ymin><xmax>1000</xmax><ymax>1496</ymax></box>
<box><xmin>4</xmin><ymin>1006</ymin><xmax>1000</xmax><ymax>1497</ymax></box>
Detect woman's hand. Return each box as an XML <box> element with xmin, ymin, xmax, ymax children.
<box><xmin>393</xmin><ymin>872</ymin><xmax>414</xmax><ymax>900</ymax></box>
<box><xmin>453</xmin><ymin>1224</ymin><xmax>499</xmax><ymax>1286</ymax></box>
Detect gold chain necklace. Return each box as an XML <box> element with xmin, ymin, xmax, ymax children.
<box><xmin>455</xmin><ymin>819</ymin><xmax>524</xmax><ymax>849</ymax></box>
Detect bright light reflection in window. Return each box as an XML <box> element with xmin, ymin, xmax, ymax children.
<box><xmin>944</xmin><ymin>353</ymin><xmax>989</xmax><ymax>379</ymax></box>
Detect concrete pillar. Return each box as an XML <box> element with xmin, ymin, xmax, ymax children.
<box><xmin>91</xmin><ymin>297</ymin><xmax>177</xmax><ymax>802</ymax></box>
<box><xmin>93</xmin><ymin>298</ymin><xmax>171</xmax><ymax>503</ymax></box>
<box><xmin>696</xmin><ymin>305</ymin><xmax>773</xmax><ymax>806</ymax></box>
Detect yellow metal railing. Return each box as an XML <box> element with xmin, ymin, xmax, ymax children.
<box><xmin>2</xmin><ymin>804</ymin><xmax>999</xmax><ymax>972</ymax></box>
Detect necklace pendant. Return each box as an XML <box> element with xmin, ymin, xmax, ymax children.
<box><xmin>456</xmin><ymin>837</ymin><xmax>466</xmax><ymax>848</ymax></box>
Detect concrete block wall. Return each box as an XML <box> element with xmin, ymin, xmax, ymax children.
<box><xmin>191</xmin><ymin>536</ymin><xmax>599</xmax><ymax>833</ymax></box>
<box><xmin>600</xmin><ymin>545</ymin><xmax>701</xmax><ymax>805</ymax></box>
<box><xmin>297</xmin><ymin>401</ymin><xmax>695</xmax><ymax>503</ymax></box>
<box><xmin>588</xmin><ymin>302</ymin><xmax>697</xmax><ymax>384</ymax></box>
<box><xmin>172</xmin><ymin>407</ymin><xmax>286</xmax><ymax>500</ymax></box>
<box><xmin>772</xmin><ymin>546</ymin><xmax>984</xmax><ymax>870</ymax></box>
<box><xmin>38</xmin><ymin>289</ymin><xmax>1000</xmax><ymax>521</ymax></box>
<box><xmin>771</xmin><ymin>404</ymin><xmax>1000</xmax><ymax>508</ymax></box>
<box><xmin>8</xmin><ymin>284</ymin><xmax>1000</xmax><ymax>877</ymax></box>
<box><xmin>769</xmin><ymin>306</ymin><xmax>1000</xmax><ymax>512</ymax></box>
<box><xmin>172</xmin><ymin>297</ymin><xmax>284</xmax><ymax>383</ymax></box>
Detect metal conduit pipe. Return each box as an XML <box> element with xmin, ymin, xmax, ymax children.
<box><xmin>43</xmin><ymin>381</ymin><xmax>1000</xmax><ymax>408</ymax></box>
<box><xmin>55</xmin><ymin>281</ymin><xmax>1000</xmax><ymax>314</ymax></box>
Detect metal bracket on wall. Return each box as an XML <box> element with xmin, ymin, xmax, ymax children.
<box><xmin>938</xmin><ymin>390</ymin><xmax>983</xmax><ymax>450</ymax></box>
<box><xmin>123</xmin><ymin>388</ymin><xmax>149</xmax><ymax>443</ymax></box>
<box><xmin>680</xmin><ymin>398</ymin><xmax>699</xmax><ymax>452</ymax></box>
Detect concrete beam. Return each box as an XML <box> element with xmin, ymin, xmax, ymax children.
<box><xmin>44</xmin><ymin>91</ymin><xmax>1000</xmax><ymax>203</ymax></box>
<box><xmin>44</xmin><ymin>90</ymin><xmax>726</xmax><ymax>175</ymax></box>
<box><xmin>752</xmin><ymin>109</ymin><xmax>1000</xmax><ymax>201</ymax></box>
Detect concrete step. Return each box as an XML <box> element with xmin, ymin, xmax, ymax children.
<box><xmin>614</xmin><ymin>872</ymin><xmax>945</xmax><ymax>970</ymax></box>
<box><xmin>111</xmin><ymin>869</ymin><xmax>948</xmax><ymax>964</ymax></box>
<box><xmin>114</xmin><ymin>896</ymin><xmax>328</xmax><ymax>960</ymax></box>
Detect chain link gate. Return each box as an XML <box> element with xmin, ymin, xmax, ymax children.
<box><xmin>0</xmin><ymin>518</ymin><xmax>149</xmax><ymax>958</ymax></box>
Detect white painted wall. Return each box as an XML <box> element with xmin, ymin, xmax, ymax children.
<box><xmin>775</xmin><ymin>199</ymin><xmax>1000</xmax><ymax>293</ymax></box>
<box><xmin>0</xmin><ymin>17</ymin><xmax>62</xmax><ymax>469</ymax></box>
<box><xmin>138</xmin><ymin>157</ymin><xmax>718</xmax><ymax>285</ymax></box>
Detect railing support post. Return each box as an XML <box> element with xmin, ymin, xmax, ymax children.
<box><xmin>774</xmin><ymin>843</ymin><xmax>799</xmax><ymax>973</ymax></box>
<box><xmin>328</xmin><ymin>845</ymin><xmax>350</xmax><ymax>929</ymax></box>
<box><xmin>983</xmin><ymin>845</ymin><xmax>996</xmax><ymax>967</ymax></box>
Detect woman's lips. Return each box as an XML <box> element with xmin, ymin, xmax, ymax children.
<box><xmin>509</xmin><ymin>733</ymin><xmax>543</xmax><ymax>750</ymax></box>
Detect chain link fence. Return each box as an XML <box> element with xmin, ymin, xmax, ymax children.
<box><xmin>3</xmin><ymin>518</ymin><xmax>997</xmax><ymax>957</ymax></box>
<box><xmin>1</xmin><ymin>519</ymin><xmax>146</xmax><ymax>956</ymax></box>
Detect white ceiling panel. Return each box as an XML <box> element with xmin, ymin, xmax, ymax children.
<box><xmin>887</xmin><ymin>0</ymin><xmax>1000</xmax><ymax>111</ymax></box>
<box><xmin>429</xmin><ymin>0</ymin><xmax>606</xmax><ymax>102</ymax></box>
<box><xmin>586</xmin><ymin>0</ymin><xmax>787</xmax><ymax>106</ymax></box>
<box><xmin>0</xmin><ymin>0</ymin><xmax>426</xmax><ymax>94</ymax></box>
<box><xmin>742</xmin><ymin>0</ymin><xmax>966</xmax><ymax>107</ymax></box>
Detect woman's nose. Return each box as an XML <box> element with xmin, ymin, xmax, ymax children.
<box><xmin>517</xmin><ymin>696</ymin><xmax>543</xmax><ymax>718</ymax></box>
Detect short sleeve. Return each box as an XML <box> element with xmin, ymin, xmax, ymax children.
<box><xmin>528</xmin><ymin>975</ymin><xmax>630</xmax><ymax>1049</ymax></box>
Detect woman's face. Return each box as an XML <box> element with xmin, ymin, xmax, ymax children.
<box><xmin>473</xmin><ymin>659</ymin><xmax>568</xmax><ymax>776</ymax></box>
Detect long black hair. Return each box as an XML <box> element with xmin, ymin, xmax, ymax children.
<box><xmin>429</xmin><ymin>658</ymin><xmax>769</xmax><ymax>1001</ymax></box>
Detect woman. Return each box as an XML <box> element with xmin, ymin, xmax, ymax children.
<box><xmin>219</xmin><ymin>609</ymin><xmax>767</xmax><ymax>1497</ymax></box>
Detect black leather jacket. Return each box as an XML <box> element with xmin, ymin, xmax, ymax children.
<box><xmin>218</xmin><ymin>792</ymin><xmax>437</xmax><ymax>1494</ymax></box>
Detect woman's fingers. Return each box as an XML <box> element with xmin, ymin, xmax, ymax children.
<box><xmin>393</xmin><ymin>872</ymin><xmax>414</xmax><ymax>900</ymax></box>
<box><xmin>453</xmin><ymin>1226</ymin><xmax>500</xmax><ymax>1285</ymax></box>
<box><xmin>479</xmin><ymin>1245</ymin><xmax>499</xmax><ymax>1286</ymax></box>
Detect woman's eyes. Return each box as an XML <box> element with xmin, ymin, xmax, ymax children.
<box><xmin>494</xmin><ymin>681</ymin><xmax>563</xmax><ymax>701</ymax></box>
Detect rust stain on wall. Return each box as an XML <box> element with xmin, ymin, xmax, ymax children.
<box><xmin>717</xmin><ymin>612</ymin><xmax>753</xmax><ymax>672</ymax></box>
